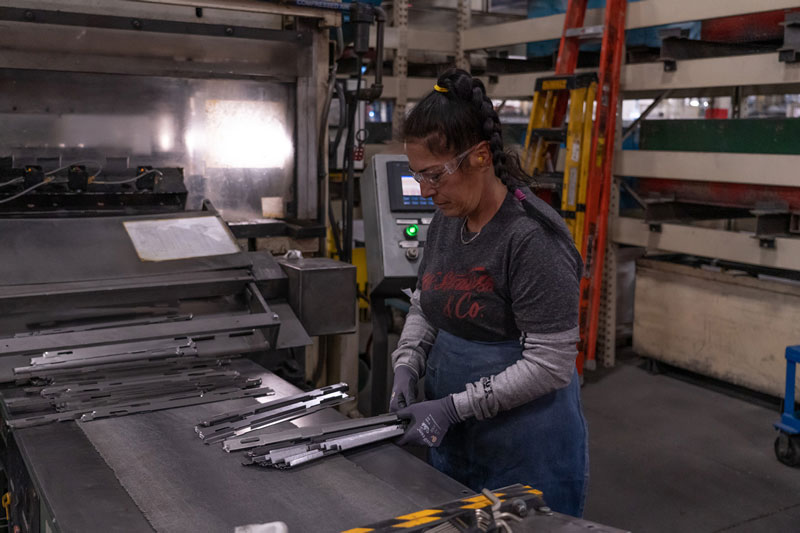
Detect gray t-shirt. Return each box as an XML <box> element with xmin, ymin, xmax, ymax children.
<box><xmin>418</xmin><ymin>190</ymin><xmax>582</xmax><ymax>340</ymax></box>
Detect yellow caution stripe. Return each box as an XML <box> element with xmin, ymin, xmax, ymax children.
<box><xmin>394</xmin><ymin>509</ymin><xmax>442</xmax><ymax>521</ymax></box>
<box><xmin>340</xmin><ymin>484</ymin><xmax>543</xmax><ymax>532</ymax></box>
<box><xmin>392</xmin><ymin>516</ymin><xmax>441</xmax><ymax>528</ymax></box>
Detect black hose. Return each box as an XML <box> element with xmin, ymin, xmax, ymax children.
<box><xmin>328</xmin><ymin>197</ymin><xmax>344</xmax><ymax>259</ymax></box>
<box><xmin>330</xmin><ymin>81</ymin><xmax>346</xmax><ymax>162</ymax></box>
<box><xmin>342</xmin><ymin>55</ymin><xmax>364</xmax><ymax>264</ymax></box>
<box><xmin>318</xmin><ymin>57</ymin><xmax>340</xmax><ymax>227</ymax></box>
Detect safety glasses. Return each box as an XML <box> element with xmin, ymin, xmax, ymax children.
<box><xmin>410</xmin><ymin>142</ymin><xmax>483</xmax><ymax>187</ymax></box>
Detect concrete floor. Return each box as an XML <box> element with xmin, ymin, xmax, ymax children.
<box><xmin>582</xmin><ymin>356</ymin><xmax>800</xmax><ymax>533</ymax></box>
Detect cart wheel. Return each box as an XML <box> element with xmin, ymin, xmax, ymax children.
<box><xmin>774</xmin><ymin>432</ymin><xmax>800</xmax><ymax>467</ymax></box>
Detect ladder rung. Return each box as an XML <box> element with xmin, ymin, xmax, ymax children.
<box><xmin>564</xmin><ymin>24</ymin><xmax>604</xmax><ymax>40</ymax></box>
<box><xmin>535</xmin><ymin>73</ymin><xmax>598</xmax><ymax>92</ymax></box>
<box><xmin>531</xmin><ymin>127</ymin><xmax>567</xmax><ymax>143</ymax></box>
<box><xmin>532</xmin><ymin>172</ymin><xmax>563</xmax><ymax>190</ymax></box>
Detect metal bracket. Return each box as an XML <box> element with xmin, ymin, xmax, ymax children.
<box><xmin>779</xmin><ymin>12</ymin><xmax>800</xmax><ymax>63</ymax></box>
<box><xmin>658</xmin><ymin>28</ymin><xmax>776</xmax><ymax>72</ymax></box>
<box><xmin>79</xmin><ymin>382</ymin><xmax>270</xmax><ymax>422</ymax></box>
<box><xmin>6</xmin><ymin>383</ymin><xmax>273</xmax><ymax>428</ymax></box>
<box><xmin>16</xmin><ymin>338</ymin><xmax>199</xmax><ymax>375</ymax></box>
<box><xmin>196</xmin><ymin>383</ymin><xmax>352</xmax><ymax>445</ymax></box>
<box><xmin>759</xmin><ymin>238</ymin><xmax>777</xmax><ymax>250</ymax></box>
<box><xmin>224</xmin><ymin>412</ymin><xmax>398</xmax><ymax>452</ymax></box>
<box><xmin>238</xmin><ymin>414</ymin><xmax>404</xmax><ymax>468</ymax></box>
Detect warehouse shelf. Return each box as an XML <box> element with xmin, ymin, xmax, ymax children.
<box><xmin>462</xmin><ymin>0</ymin><xmax>800</xmax><ymax>51</ymax></box>
<box><xmin>372</xmin><ymin>0</ymin><xmax>800</xmax><ymax>54</ymax></box>
<box><xmin>368</xmin><ymin>53</ymin><xmax>800</xmax><ymax>100</ymax></box>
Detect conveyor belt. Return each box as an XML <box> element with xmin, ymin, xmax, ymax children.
<box><xmin>14</xmin><ymin>423</ymin><xmax>154</xmax><ymax>532</ymax></box>
<box><xmin>15</xmin><ymin>361</ymin><xmax>470</xmax><ymax>532</ymax></box>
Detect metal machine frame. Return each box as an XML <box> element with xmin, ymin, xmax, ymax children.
<box><xmin>0</xmin><ymin>0</ymin><xmax>328</xmax><ymax>226</ymax></box>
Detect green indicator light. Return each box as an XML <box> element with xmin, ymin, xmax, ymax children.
<box><xmin>404</xmin><ymin>224</ymin><xmax>419</xmax><ymax>238</ymax></box>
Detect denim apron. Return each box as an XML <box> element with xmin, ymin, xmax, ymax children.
<box><xmin>424</xmin><ymin>329</ymin><xmax>589</xmax><ymax>517</ymax></box>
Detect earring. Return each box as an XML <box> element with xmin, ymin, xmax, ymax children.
<box><xmin>478</xmin><ymin>156</ymin><xmax>484</xmax><ymax>162</ymax></box>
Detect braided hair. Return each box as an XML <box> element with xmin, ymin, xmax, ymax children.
<box><xmin>403</xmin><ymin>68</ymin><xmax>572</xmax><ymax>243</ymax></box>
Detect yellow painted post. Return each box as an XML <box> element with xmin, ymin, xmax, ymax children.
<box><xmin>561</xmin><ymin>86</ymin><xmax>587</xmax><ymax>240</ymax></box>
<box><xmin>574</xmin><ymin>81</ymin><xmax>597</xmax><ymax>251</ymax></box>
<box><xmin>522</xmin><ymin>90</ymin><xmax>541</xmax><ymax>174</ymax></box>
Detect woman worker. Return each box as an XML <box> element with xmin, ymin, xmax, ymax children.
<box><xmin>390</xmin><ymin>68</ymin><xmax>588</xmax><ymax>517</ymax></box>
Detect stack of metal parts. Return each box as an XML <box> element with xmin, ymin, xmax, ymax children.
<box><xmin>195</xmin><ymin>383</ymin><xmax>353</xmax><ymax>446</ymax></box>
<box><xmin>194</xmin><ymin>383</ymin><xmax>406</xmax><ymax>469</ymax></box>
<box><xmin>238</xmin><ymin>414</ymin><xmax>404</xmax><ymax>469</ymax></box>
<box><xmin>1</xmin><ymin>336</ymin><xmax>275</xmax><ymax>429</ymax></box>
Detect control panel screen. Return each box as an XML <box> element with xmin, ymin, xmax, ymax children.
<box><xmin>387</xmin><ymin>162</ymin><xmax>436</xmax><ymax>212</ymax></box>
<box><xmin>401</xmin><ymin>176</ymin><xmax>421</xmax><ymax>197</ymax></box>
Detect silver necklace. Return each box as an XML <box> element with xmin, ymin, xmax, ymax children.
<box><xmin>460</xmin><ymin>218</ymin><xmax>481</xmax><ymax>244</ymax></box>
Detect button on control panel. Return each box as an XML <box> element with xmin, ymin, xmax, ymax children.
<box><xmin>403</xmin><ymin>224</ymin><xmax>419</xmax><ymax>239</ymax></box>
<box><xmin>402</xmin><ymin>196</ymin><xmax>435</xmax><ymax>207</ymax></box>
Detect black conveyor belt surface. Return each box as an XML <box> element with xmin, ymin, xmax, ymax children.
<box><xmin>14</xmin><ymin>423</ymin><xmax>154</xmax><ymax>532</ymax></box>
<box><xmin>74</xmin><ymin>365</ymin><xmax>468</xmax><ymax>532</ymax></box>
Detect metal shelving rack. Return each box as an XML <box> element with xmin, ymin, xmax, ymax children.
<box><xmin>369</xmin><ymin>0</ymin><xmax>800</xmax><ymax>368</ymax></box>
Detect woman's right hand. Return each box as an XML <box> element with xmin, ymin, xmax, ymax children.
<box><xmin>389</xmin><ymin>365</ymin><xmax>419</xmax><ymax>412</ymax></box>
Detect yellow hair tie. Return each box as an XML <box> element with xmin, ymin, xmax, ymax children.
<box><xmin>433</xmin><ymin>84</ymin><xmax>448</xmax><ymax>93</ymax></box>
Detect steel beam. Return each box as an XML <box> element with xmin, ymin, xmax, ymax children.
<box><xmin>615</xmin><ymin>150</ymin><xmax>800</xmax><ymax>188</ymax></box>
<box><xmin>613</xmin><ymin>217</ymin><xmax>800</xmax><ymax>271</ymax></box>
<box><xmin>370</xmin><ymin>27</ymin><xmax>455</xmax><ymax>53</ymax></box>
<box><xmin>621</xmin><ymin>53</ymin><xmax>800</xmax><ymax>93</ymax></box>
<box><xmin>622</xmin><ymin>90</ymin><xmax>671</xmax><ymax>140</ymax></box>
<box><xmin>659</xmin><ymin>36</ymin><xmax>776</xmax><ymax>72</ymax></box>
<box><xmin>0</xmin><ymin>6</ymin><xmax>303</xmax><ymax>42</ymax></box>
<box><xmin>3</xmin><ymin>0</ymin><xmax>284</xmax><ymax>28</ymax></box>
<box><xmin>644</xmin><ymin>202</ymin><xmax>751</xmax><ymax>223</ymax></box>
<box><xmin>0</xmin><ymin>20</ymin><xmax>310</xmax><ymax>78</ymax></box>
<box><xmin>131</xmin><ymin>0</ymin><xmax>340</xmax><ymax>26</ymax></box>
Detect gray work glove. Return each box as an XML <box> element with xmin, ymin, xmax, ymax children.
<box><xmin>389</xmin><ymin>365</ymin><xmax>419</xmax><ymax>412</ymax></box>
<box><xmin>396</xmin><ymin>396</ymin><xmax>461</xmax><ymax>447</ymax></box>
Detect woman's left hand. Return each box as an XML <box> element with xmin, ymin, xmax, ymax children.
<box><xmin>396</xmin><ymin>396</ymin><xmax>461</xmax><ymax>447</ymax></box>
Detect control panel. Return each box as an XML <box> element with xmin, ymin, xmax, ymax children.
<box><xmin>361</xmin><ymin>155</ymin><xmax>434</xmax><ymax>296</ymax></box>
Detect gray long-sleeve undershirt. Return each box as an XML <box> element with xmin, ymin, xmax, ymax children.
<box><xmin>391</xmin><ymin>290</ymin><xmax>578</xmax><ymax>421</ymax></box>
